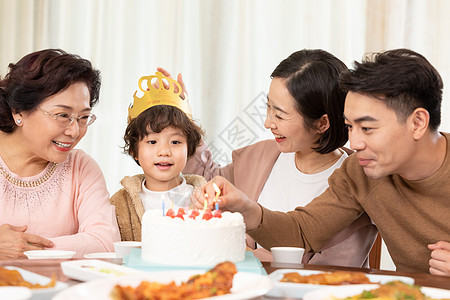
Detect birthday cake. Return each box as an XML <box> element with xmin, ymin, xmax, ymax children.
<box><xmin>141</xmin><ymin>208</ymin><xmax>246</xmax><ymax>266</ymax></box>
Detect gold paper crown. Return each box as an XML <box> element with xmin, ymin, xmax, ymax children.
<box><xmin>128</xmin><ymin>71</ymin><xmax>192</xmax><ymax>121</ymax></box>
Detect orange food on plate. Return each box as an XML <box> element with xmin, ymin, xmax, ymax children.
<box><xmin>281</xmin><ymin>271</ymin><xmax>372</xmax><ymax>285</ymax></box>
<box><xmin>0</xmin><ymin>267</ymin><xmax>56</xmax><ymax>289</ymax></box>
<box><xmin>111</xmin><ymin>261</ymin><xmax>237</xmax><ymax>300</ymax></box>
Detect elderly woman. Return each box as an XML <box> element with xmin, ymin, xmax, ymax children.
<box><xmin>0</xmin><ymin>49</ymin><xmax>120</xmax><ymax>259</ymax></box>
<box><xmin>184</xmin><ymin>49</ymin><xmax>378</xmax><ymax>267</ymax></box>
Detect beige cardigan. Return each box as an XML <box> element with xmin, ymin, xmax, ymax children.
<box><xmin>184</xmin><ymin>140</ymin><xmax>377</xmax><ymax>267</ymax></box>
<box><xmin>110</xmin><ymin>174</ymin><xmax>206</xmax><ymax>241</ymax></box>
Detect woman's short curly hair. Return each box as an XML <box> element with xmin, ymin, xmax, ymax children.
<box><xmin>0</xmin><ymin>49</ymin><xmax>101</xmax><ymax>133</ymax></box>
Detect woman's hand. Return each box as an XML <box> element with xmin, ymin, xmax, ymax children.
<box><xmin>155</xmin><ymin>67</ymin><xmax>188</xmax><ymax>100</ymax></box>
<box><xmin>191</xmin><ymin>176</ymin><xmax>263</xmax><ymax>230</ymax></box>
<box><xmin>0</xmin><ymin>224</ymin><xmax>54</xmax><ymax>259</ymax></box>
<box><xmin>428</xmin><ymin>241</ymin><xmax>450</xmax><ymax>276</ymax></box>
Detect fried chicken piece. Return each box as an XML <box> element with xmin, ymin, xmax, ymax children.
<box><xmin>0</xmin><ymin>267</ymin><xmax>56</xmax><ymax>289</ymax></box>
<box><xmin>186</xmin><ymin>261</ymin><xmax>237</xmax><ymax>296</ymax></box>
<box><xmin>0</xmin><ymin>268</ymin><xmax>24</xmax><ymax>286</ymax></box>
<box><xmin>111</xmin><ymin>261</ymin><xmax>238</xmax><ymax>300</ymax></box>
<box><xmin>281</xmin><ymin>271</ymin><xmax>372</xmax><ymax>285</ymax></box>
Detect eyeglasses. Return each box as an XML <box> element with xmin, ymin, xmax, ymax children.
<box><xmin>37</xmin><ymin>107</ymin><xmax>97</xmax><ymax>127</ymax></box>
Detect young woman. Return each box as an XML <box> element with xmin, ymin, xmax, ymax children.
<box><xmin>184</xmin><ymin>50</ymin><xmax>377</xmax><ymax>267</ymax></box>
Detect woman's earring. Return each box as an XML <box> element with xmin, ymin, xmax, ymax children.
<box><xmin>16</xmin><ymin>119</ymin><xmax>22</xmax><ymax>125</ymax></box>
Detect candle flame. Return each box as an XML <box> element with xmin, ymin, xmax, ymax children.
<box><xmin>213</xmin><ymin>183</ymin><xmax>221</xmax><ymax>201</ymax></box>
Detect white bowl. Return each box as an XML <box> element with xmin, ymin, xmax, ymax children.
<box><xmin>270</xmin><ymin>247</ymin><xmax>305</xmax><ymax>264</ymax></box>
<box><xmin>23</xmin><ymin>250</ymin><xmax>76</xmax><ymax>259</ymax></box>
<box><xmin>113</xmin><ymin>241</ymin><xmax>142</xmax><ymax>258</ymax></box>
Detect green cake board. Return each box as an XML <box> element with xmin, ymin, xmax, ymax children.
<box><xmin>123</xmin><ymin>248</ymin><xmax>266</xmax><ymax>275</ymax></box>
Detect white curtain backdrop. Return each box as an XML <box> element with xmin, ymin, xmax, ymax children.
<box><xmin>1</xmin><ymin>0</ymin><xmax>449</xmax><ymax>203</ymax></box>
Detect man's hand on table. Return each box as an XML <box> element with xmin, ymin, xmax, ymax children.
<box><xmin>428</xmin><ymin>241</ymin><xmax>450</xmax><ymax>276</ymax></box>
<box><xmin>0</xmin><ymin>224</ymin><xmax>54</xmax><ymax>259</ymax></box>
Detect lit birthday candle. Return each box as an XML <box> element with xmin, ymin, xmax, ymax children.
<box><xmin>213</xmin><ymin>183</ymin><xmax>221</xmax><ymax>210</ymax></box>
<box><xmin>202</xmin><ymin>192</ymin><xmax>209</xmax><ymax>212</ymax></box>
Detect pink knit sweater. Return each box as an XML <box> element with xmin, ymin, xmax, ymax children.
<box><xmin>0</xmin><ymin>149</ymin><xmax>120</xmax><ymax>257</ymax></box>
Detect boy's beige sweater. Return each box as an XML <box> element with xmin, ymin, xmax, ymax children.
<box><xmin>110</xmin><ymin>174</ymin><xmax>206</xmax><ymax>241</ymax></box>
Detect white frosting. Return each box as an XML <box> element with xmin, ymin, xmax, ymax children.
<box><xmin>141</xmin><ymin>209</ymin><xmax>246</xmax><ymax>265</ymax></box>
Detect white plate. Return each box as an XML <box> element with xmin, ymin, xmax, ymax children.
<box><xmin>265</xmin><ymin>269</ymin><xmax>415</xmax><ymax>299</ymax></box>
<box><xmin>23</xmin><ymin>250</ymin><xmax>76</xmax><ymax>260</ymax></box>
<box><xmin>421</xmin><ymin>286</ymin><xmax>450</xmax><ymax>299</ymax></box>
<box><xmin>303</xmin><ymin>284</ymin><xmax>450</xmax><ymax>300</ymax></box>
<box><xmin>83</xmin><ymin>252</ymin><xmax>116</xmax><ymax>259</ymax></box>
<box><xmin>0</xmin><ymin>286</ymin><xmax>32</xmax><ymax>300</ymax></box>
<box><xmin>52</xmin><ymin>270</ymin><xmax>272</xmax><ymax>300</ymax></box>
<box><xmin>60</xmin><ymin>259</ymin><xmax>148</xmax><ymax>281</ymax></box>
<box><xmin>4</xmin><ymin>266</ymin><xmax>68</xmax><ymax>300</ymax></box>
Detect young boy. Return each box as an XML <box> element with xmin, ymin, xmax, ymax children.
<box><xmin>111</xmin><ymin>72</ymin><xmax>205</xmax><ymax>241</ymax></box>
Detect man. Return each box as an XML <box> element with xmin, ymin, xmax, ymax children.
<box><xmin>195</xmin><ymin>49</ymin><xmax>450</xmax><ymax>276</ymax></box>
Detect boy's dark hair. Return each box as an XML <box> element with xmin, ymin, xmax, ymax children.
<box><xmin>339</xmin><ymin>48</ymin><xmax>443</xmax><ymax>131</ymax></box>
<box><xmin>124</xmin><ymin>105</ymin><xmax>204</xmax><ymax>165</ymax></box>
<box><xmin>0</xmin><ymin>49</ymin><xmax>101</xmax><ymax>133</ymax></box>
<box><xmin>271</xmin><ymin>49</ymin><xmax>348</xmax><ymax>154</ymax></box>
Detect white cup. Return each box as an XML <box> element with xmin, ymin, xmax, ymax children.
<box><xmin>271</xmin><ymin>247</ymin><xmax>305</xmax><ymax>264</ymax></box>
<box><xmin>113</xmin><ymin>241</ymin><xmax>142</xmax><ymax>258</ymax></box>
